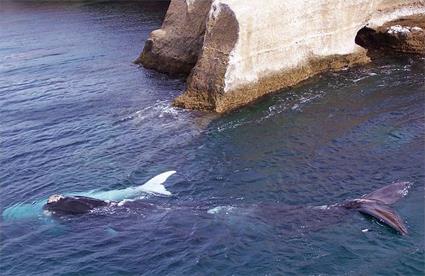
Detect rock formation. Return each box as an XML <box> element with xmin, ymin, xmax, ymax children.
<box><xmin>134</xmin><ymin>0</ymin><xmax>212</xmax><ymax>75</ymax></box>
<box><xmin>137</xmin><ymin>0</ymin><xmax>425</xmax><ymax>113</ymax></box>
<box><xmin>356</xmin><ymin>14</ymin><xmax>425</xmax><ymax>56</ymax></box>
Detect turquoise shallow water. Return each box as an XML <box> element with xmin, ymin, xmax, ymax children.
<box><xmin>1</xmin><ymin>1</ymin><xmax>424</xmax><ymax>275</ymax></box>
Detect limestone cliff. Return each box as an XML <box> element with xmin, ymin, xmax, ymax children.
<box><xmin>138</xmin><ymin>0</ymin><xmax>425</xmax><ymax>112</ymax></box>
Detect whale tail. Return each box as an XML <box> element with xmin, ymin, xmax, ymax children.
<box><xmin>356</xmin><ymin>200</ymin><xmax>408</xmax><ymax>235</ymax></box>
<box><xmin>362</xmin><ymin>181</ymin><xmax>411</xmax><ymax>205</ymax></box>
<box><xmin>346</xmin><ymin>181</ymin><xmax>412</xmax><ymax>235</ymax></box>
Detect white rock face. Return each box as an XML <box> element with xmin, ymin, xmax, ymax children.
<box><xmin>216</xmin><ymin>0</ymin><xmax>425</xmax><ymax>93</ymax></box>
<box><xmin>140</xmin><ymin>0</ymin><xmax>425</xmax><ymax>112</ymax></box>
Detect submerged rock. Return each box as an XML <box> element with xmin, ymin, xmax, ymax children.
<box><xmin>138</xmin><ymin>0</ymin><xmax>425</xmax><ymax>113</ymax></box>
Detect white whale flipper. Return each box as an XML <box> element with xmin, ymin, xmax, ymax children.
<box><xmin>136</xmin><ymin>170</ymin><xmax>176</xmax><ymax>196</ymax></box>
<box><xmin>89</xmin><ymin>171</ymin><xmax>176</xmax><ymax>201</ymax></box>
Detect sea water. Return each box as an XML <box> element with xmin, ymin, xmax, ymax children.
<box><xmin>1</xmin><ymin>1</ymin><xmax>424</xmax><ymax>275</ymax></box>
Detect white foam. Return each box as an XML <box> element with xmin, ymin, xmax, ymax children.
<box><xmin>397</xmin><ymin>181</ymin><xmax>412</xmax><ymax>197</ymax></box>
<box><xmin>207</xmin><ymin>205</ymin><xmax>235</xmax><ymax>214</ymax></box>
<box><xmin>117</xmin><ymin>101</ymin><xmax>180</xmax><ymax>125</ymax></box>
<box><xmin>117</xmin><ymin>199</ymin><xmax>135</xmax><ymax>207</ymax></box>
<box><xmin>157</xmin><ymin>103</ymin><xmax>179</xmax><ymax>118</ymax></box>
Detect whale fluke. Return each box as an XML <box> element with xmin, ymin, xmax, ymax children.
<box><xmin>356</xmin><ymin>200</ymin><xmax>408</xmax><ymax>235</ymax></box>
<box><xmin>362</xmin><ymin>181</ymin><xmax>411</xmax><ymax>205</ymax></box>
<box><xmin>344</xmin><ymin>181</ymin><xmax>412</xmax><ymax>235</ymax></box>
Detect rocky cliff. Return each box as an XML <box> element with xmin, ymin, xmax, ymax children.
<box><xmin>137</xmin><ymin>0</ymin><xmax>425</xmax><ymax>113</ymax></box>
<box><xmin>135</xmin><ymin>0</ymin><xmax>212</xmax><ymax>75</ymax></box>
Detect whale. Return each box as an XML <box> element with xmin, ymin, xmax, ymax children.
<box><xmin>41</xmin><ymin>181</ymin><xmax>411</xmax><ymax>235</ymax></box>
<box><xmin>2</xmin><ymin>170</ymin><xmax>176</xmax><ymax>220</ymax></box>
<box><xmin>3</xmin><ymin>177</ymin><xmax>412</xmax><ymax>235</ymax></box>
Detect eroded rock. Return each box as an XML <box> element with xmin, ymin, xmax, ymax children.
<box><xmin>356</xmin><ymin>15</ymin><xmax>425</xmax><ymax>56</ymax></box>
<box><xmin>138</xmin><ymin>0</ymin><xmax>425</xmax><ymax>112</ymax></box>
<box><xmin>135</xmin><ymin>0</ymin><xmax>213</xmax><ymax>75</ymax></box>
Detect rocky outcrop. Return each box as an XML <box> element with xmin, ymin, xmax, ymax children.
<box><xmin>138</xmin><ymin>0</ymin><xmax>425</xmax><ymax>112</ymax></box>
<box><xmin>134</xmin><ymin>0</ymin><xmax>213</xmax><ymax>75</ymax></box>
<box><xmin>356</xmin><ymin>15</ymin><xmax>425</xmax><ymax>56</ymax></box>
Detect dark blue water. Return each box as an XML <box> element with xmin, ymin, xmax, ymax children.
<box><xmin>1</xmin><ymin>1</ymin><xmax>424</xmax><ymax>275</ymax></box>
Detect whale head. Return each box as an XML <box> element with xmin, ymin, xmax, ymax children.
<box><xmin>44</xmin><ymin>195</ymin><xmax>108</xmax><ymax>215</ymax></box>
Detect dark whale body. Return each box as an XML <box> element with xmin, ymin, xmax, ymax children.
<box><xmin>44</xmin><ymin>195</ymin><xmax>108</xmax><ymax>215</ymax></box>
<box><xmin>43</xmin><ymin>182</ymin><xmax>411</xmax><ymax>235</ymax></box>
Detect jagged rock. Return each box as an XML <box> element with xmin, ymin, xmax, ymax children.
<box><xmin>138</xmin><ymin>0</ymin><xmax>425</xmax><ymax>112</ymax></box>
<box><xmin>134</xmin><ymin>0</ymin><xmax>213</xmax><ymax>75</ymax></box>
